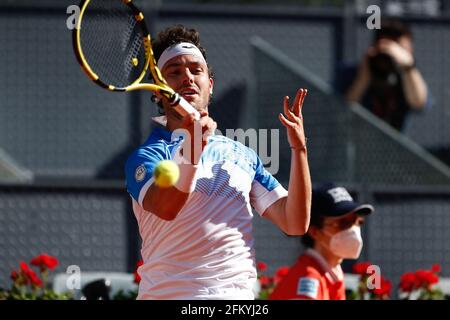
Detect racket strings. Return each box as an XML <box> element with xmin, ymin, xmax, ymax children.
<box><xmin>79</xmin><ymin>0</ymin><xmax>147</xmax><ymax>88</ymax></box>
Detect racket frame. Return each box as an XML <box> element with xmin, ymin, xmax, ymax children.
<box><xmin>73</xmin><ymin>0</ymin><xmax>176</xmax><ymax>100</ymax></box>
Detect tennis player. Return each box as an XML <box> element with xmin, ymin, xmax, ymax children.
<box><xmin>125</xmin><ymin>25</ymin><xmax>311</xmax><ymax>299</ymax></box>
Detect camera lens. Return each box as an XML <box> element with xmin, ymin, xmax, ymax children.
<box><xmin>369</xmin><ymin>53</ymin><xmax>396</xmax><ymax>79</ymax></box>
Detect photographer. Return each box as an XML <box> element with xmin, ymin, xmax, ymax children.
<box><xmin>341</xmin><ymin>19</ymin><xmax>430</xmax><ymax>131</ymax></box>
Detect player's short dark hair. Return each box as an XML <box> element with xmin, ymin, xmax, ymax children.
<box><xmin>301</xmin><ymin>214</ymin><xmax>325</xmax><ymax>248</ymax></box>
<box><xmin>153</xmin><ymin>24</ymin><xmax>213</xmax><ymax>78</ymax></box>
<box><xmin>151</xmin><ymin>24</ymin><xmax>213</xmax><ymax>111</ymax></box>
<box><xmin>374</xmin><ymin>19</ymin><xmax>412</xmax><ymax>42</ymax></box>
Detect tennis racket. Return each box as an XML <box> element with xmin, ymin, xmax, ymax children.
<box><xmin>72</xmin><ymin>0</ymin><xmax>200</xmax><ymax>120</ymax></box>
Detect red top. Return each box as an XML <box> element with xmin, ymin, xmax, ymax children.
<box><xmin>269</xmin><ymin>249</ymin><xmax>346</xmax><ymax>300</ymax></box>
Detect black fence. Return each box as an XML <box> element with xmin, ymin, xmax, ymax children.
<box><xmin>2</xmin><ymin>182</ymin><xmax>448</xmax><ymax>294</ymax></box>
<box><xmin>0</xmin><ymin>180</ymin><xmax>140</xmax><ymax>288</ymax></box>
<box><xmin>1</xmin><ymin>2</ymin><xmax>449</xmax><ymax>180</ymax></box>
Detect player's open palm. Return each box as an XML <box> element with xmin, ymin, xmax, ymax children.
<box><xmin>279</xmin><ymin>88</ymin><xmax>308</xmax><ymax>150</ymax></box>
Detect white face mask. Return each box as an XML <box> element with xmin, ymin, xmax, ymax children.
<box><xmin>324</xmin><ymin>225</ymin><xmax>363</xmax><ymax>259</ymax></box>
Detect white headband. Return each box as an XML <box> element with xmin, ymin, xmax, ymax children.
<box><xmin>157</xmin><ymin>42</ymin><xmax>207</xmax><ymax>70</ymax></box>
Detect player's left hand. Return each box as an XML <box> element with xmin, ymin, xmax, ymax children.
<box><xmin>279</xmin><ymin>88</ymin><xmax>308</xmax><ymax>151</ymax></box>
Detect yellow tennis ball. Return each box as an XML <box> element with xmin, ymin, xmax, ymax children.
<box><xmin>153</xmin><ymin>160</ymin><xmax>180</xmax><ymax>188</ymax></box>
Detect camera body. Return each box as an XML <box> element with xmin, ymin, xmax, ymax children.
<box><xmin>369</xmin><ymin>52</ymin><xmax>400</xmax><ymax>86</ymax></box>
<box><xmin>369</xmin><ymin>53</ymin><xmax>396</xmax><ymax>79</ymax></box>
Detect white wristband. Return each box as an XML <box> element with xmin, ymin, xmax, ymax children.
<box><xmin>172</xmin><ymin>149</ymin><xmax>198</xmax><ymax>193</ymax></box>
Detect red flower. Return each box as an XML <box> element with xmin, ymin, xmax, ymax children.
<box><xmin>259</xmin><ymin>276</ymin><xmax>273</xmax><ymax>289</ymax></box>
<box><xmin>27</xmin><ymin>269</ymin><xmax>43</xmax><ymax>287</ymax></box>
<box><xmin>399</xmin><ymin>267</ymin><xmax>440</xmax><ymax>293</ymax></box>
<box><xmin>19</xmin><ymin>261</ymin><xmax>42</xmax><ymax>287</ymax></box>
<box><xmin>415</xmin><ymin>269</ymin><xmax>439</xmax><ymax>288</ymax></box>
<box><xmin>257</xmin><ymin>262</ymin><xmax>267</xmax><ymax>273</ymax></box>
<box><xmin>371</xmin><ymin>277</ymin><xmax>392</xmax><ymax>297</ymax></box>
<box><xmin>352</xmin><ymin>262</ymin><xmax>372</xmax><ymax>276</ymax></box>
<box><xmin>10</xmin><ymin>270</ymin><xmax>19</xmax><ymax>281</ymax></box>
<box><xmin>274</xmin><ymin>266</ymin><xmax>290</xmax><ymax>284</ymax></box>
<box><xmin>431</xmin><ymin>264</ymin><xmax>441</xmax><ymax>274</ymax></box>
<box><xmin>20</xmin><ymin>261</ymin><xmax>31</xmax><ymax>273</ymax></box>
<box><xmin>275</xmin><ymin>266</ymin><xmax>290</xmax><ymax>277</ymax></box>
<box><xmin>19</xmin><ymin>261</ymin><xmax>31</xmax><ymax>284</ymax></box>
<box><xmin>399</xmin><ymin>272</ymin><xmax>417</xmax><ymax>292</ymax></box>
<box><xmin>133</xmin><ymin>272</ymin><xmax>141</xmax><ymax>284</ymax></box>
<box><xmin>133</xmin><ymin>260</ymin><xmax>144</xmax><ymax>284</ymax></box>
<box><xmin>30</xmin><ymin>253</ymin><xmax>59</xmax><ymax>271</ymax></box>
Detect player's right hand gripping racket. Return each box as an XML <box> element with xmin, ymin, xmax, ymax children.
<box><xmin>72</xmin><ymin>0</ymin><xmax>200</xmax><ymax>120</ymax></box>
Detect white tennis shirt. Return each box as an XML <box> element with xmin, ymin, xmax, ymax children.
<box><xmin>125</xmin><ymin>126</ymin><xmax>287</xmax><ymax>299</ymax></box>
